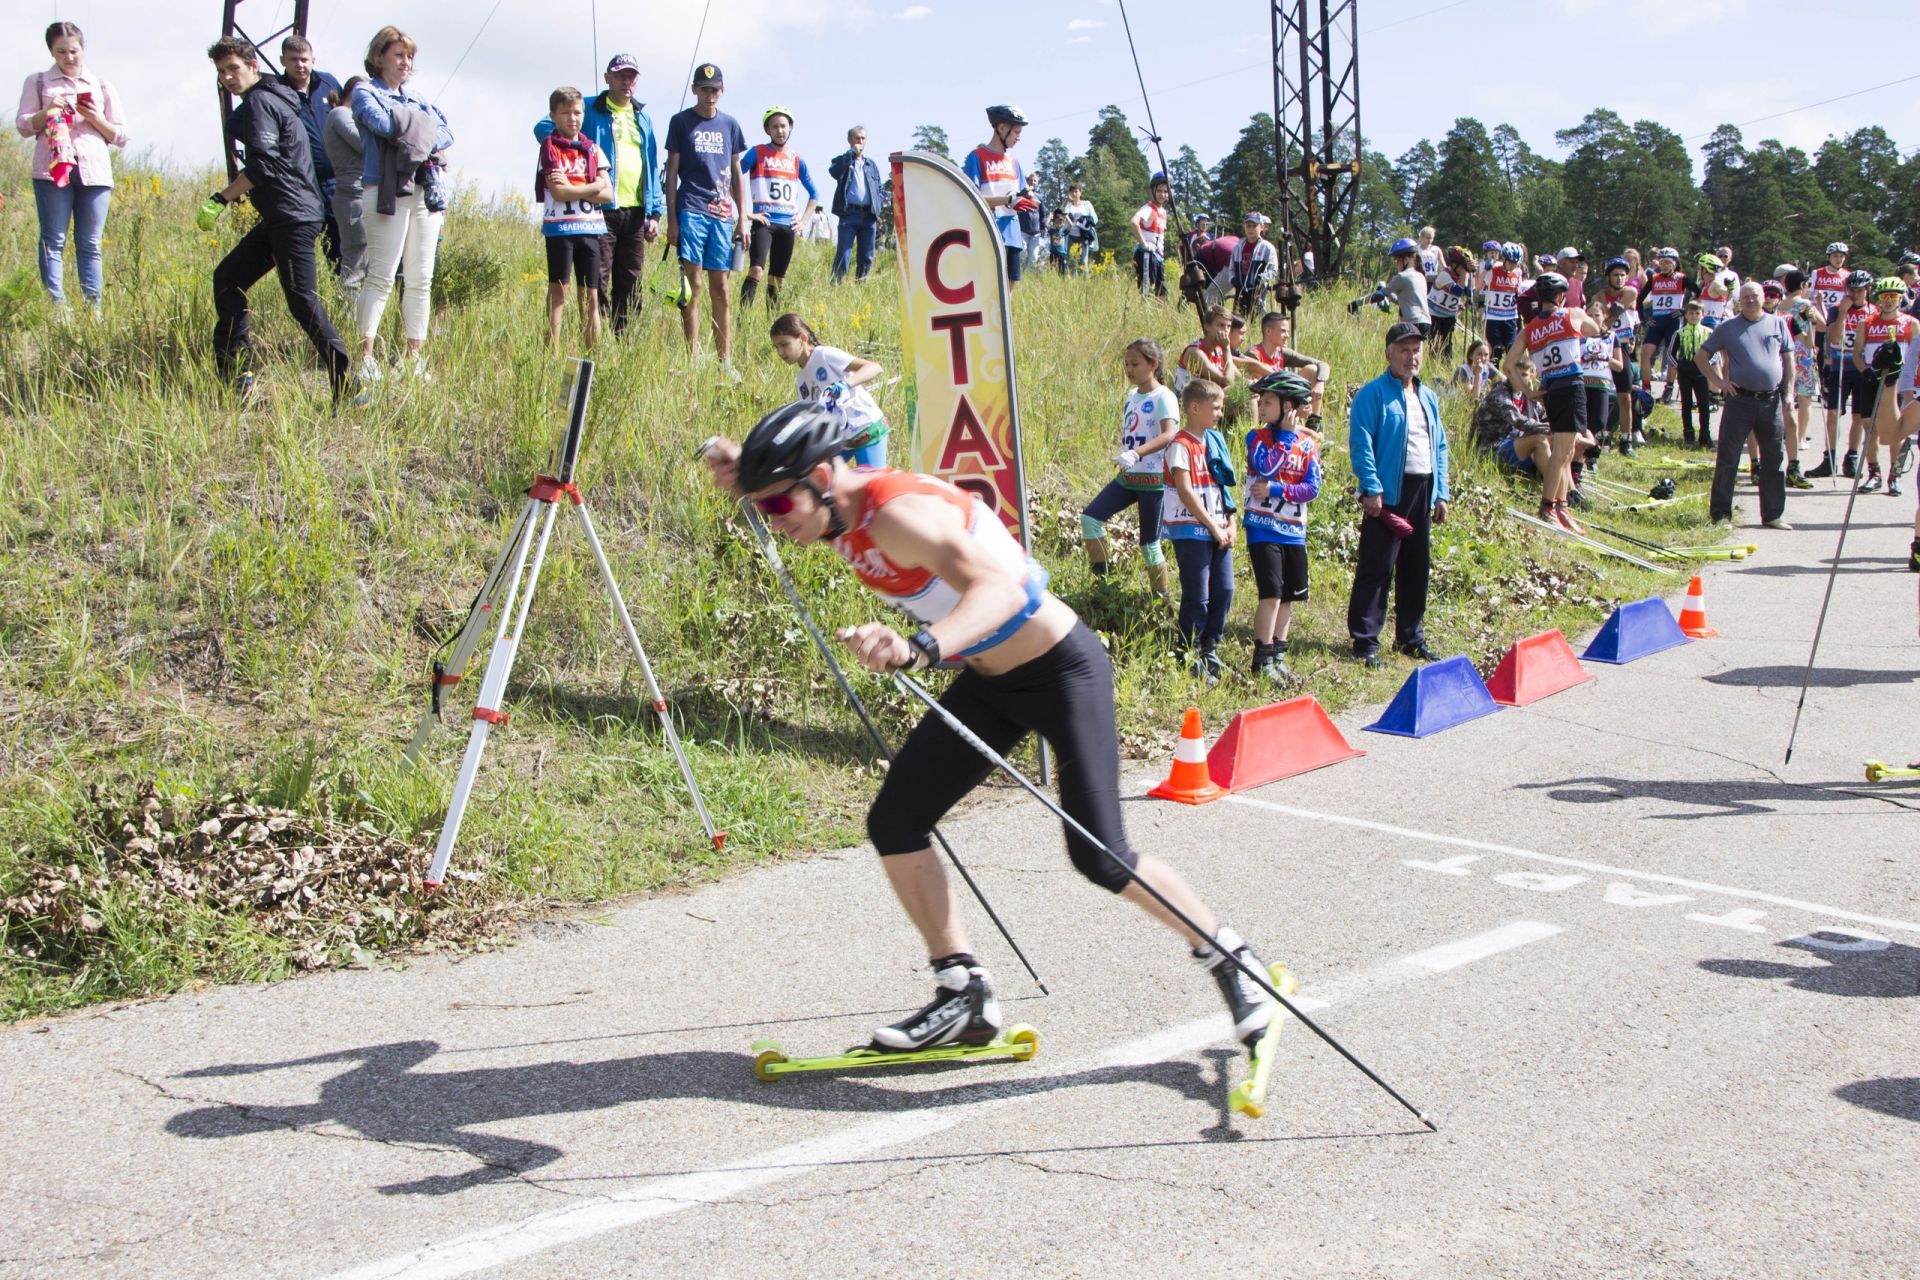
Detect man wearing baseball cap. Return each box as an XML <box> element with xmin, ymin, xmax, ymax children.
<box><xmin>532</xmin><ymin>53</ymin><xmax>662</xmax><ymax>336</ymax></box>
<box><xmin>664</xmin><ymin>61</ymin><xmax>749</xmax><ymax>363</ymax></box>
<box><xmin>1345</xmin><ymin>321</ymin><xmax>1450</xmax><ymax>667</ymax></box>
<box><xmin>1557</xmin><ymin>246</ymin><xmax>1587</xmax><ymax>309</ymax></box>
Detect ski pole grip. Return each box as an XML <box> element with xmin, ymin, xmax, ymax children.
<box><xmin>695</xmin><ymin>436</ymin><xmax>721</xmax><ymax>460</ymax></box>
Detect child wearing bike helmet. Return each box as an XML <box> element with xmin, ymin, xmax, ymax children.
<box><xmin>1242</xmin><ymin>371</ymin><xmax>1321</xmax><ymax>683</ymax></box>
<box><xmin>966</xmin><ymin>105</ymin><xmax>1032</xmax><ymax>285</ymax></box>
<box><xmin>739</xmin><ymin>105</ymin><xmax>818</xmax><ymax>312</ymax></box>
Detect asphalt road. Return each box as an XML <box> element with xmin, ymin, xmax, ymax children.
<box><xmin>4</xmin><ymin>481</ymin><xmax>1916</xmax><ymax>1279</ymax></box>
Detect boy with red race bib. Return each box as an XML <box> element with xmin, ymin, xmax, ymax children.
<box><xmin>1852</xmin><ymin>279</ymin><xmax>1918</xmax><ymax>494</ymax></box>
<box><xmin>1483</xmin><ymin>241</ymin><xmax>1527</xmax><ymax>361</ymax></box>
<box><xmin>964</xmin><ymin>104</ymin><xmax>1032</xmax><ymax>287</ymax></box>
<box><xmin>1818</xmin><ymin>270</ymin><xmax>1877</xmax><ymax>479</ymax></box>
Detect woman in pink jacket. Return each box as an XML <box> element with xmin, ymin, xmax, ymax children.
<box><xmin>14</xmin><ymin>22</ymin><xmax>128</xmax><ymax>307</ymax></box>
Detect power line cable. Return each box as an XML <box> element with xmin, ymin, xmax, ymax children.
<box><xmin>437</xmin><ymin>0</ymin><xmax>509</xmax><ymax>101</ymax></box>
<box><xmin>1681</xmin><ymin>73</ymin><xmax>1920</xmax><ymax>141</ymax></box>
<box><xmin>1034</xmin><ymin>0</ymin><xmax>1478</xmax><ymax>127</ymax></box>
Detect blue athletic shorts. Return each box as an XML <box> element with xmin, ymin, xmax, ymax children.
<box><xmin>1495</xmin><ymin>435</ymin><xmax>1536</xmax><ymax>474</ymax></box>
<box><xmin>677</xmin><ymin>209</ymin><xmax>736</xmax><ymax>272</ymax></box>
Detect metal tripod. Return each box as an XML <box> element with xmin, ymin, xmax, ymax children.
<box><xmin>409</xmin><ymin>360</ymin><xmax>723</xmax><ymax>888</ymax></box>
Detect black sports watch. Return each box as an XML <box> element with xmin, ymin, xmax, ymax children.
<box><xmin>907</xmin><ymin>628</ymin><xmax>942</xmax><ymax>670</ymax></box>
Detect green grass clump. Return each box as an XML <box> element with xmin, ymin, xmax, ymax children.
<box><xmin>0</xmin><ymin>142</ymin><xmax>1719</xmax><ymax>1017</ymax></box>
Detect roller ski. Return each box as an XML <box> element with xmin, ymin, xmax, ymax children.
<box><xmin>1863</xmin><ymin>760</ymin><xmax>1920</xmax><ymax>783</ymax></box>
<box><xmin>1198</xmin><ymin>926</ymin><xmax>1295</xmax><ymax>1118</ymax></box>
<box><xmin>1227</xmin><ymin>962</ymin><xmax>1299</xmax><ymax>1118</ymax></box>
<box><xmin>752</xmin><ymin>957</ymin><xmax>1039</xmax><ymax>1080</ymax></box>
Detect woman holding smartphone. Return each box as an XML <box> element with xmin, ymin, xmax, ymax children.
<box><xmin>13</xmin><ymin>22</ymin><xmax>128</xmax><ymax>308</ymax></box>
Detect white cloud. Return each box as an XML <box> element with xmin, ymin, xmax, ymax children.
<box><xmin>895</xmin><ymin>4</ymin><xmax>934</xmax><ymax>18</ymax></box>
<box><xmin>1067</xmin><ymin>18</ymin><xmax>1105</xmax><ymax>29</ymax></box>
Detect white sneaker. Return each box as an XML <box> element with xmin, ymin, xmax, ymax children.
<box><xmin>1762</xmin><ymin>517</ymin><xmax>1793</xmax><ymax>530</ymax></box>
<box><xmin>406</xmin><ymin>355</ymin><xmax>433</xmax><ymax>384</ymax></box>
<box><xmin>356</xmin><ymin>355</ymin><xmax>384</xmax><ymax>384</ymax></box>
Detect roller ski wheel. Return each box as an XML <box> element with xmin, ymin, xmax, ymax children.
<box><xmin>749</xmin><ymin>1024</ymin><xmax>1040</xmax><ymax>1082</ymax></box>
<box><xmin>1864</xmin><ymin>761</ymin><xmax>1920</xmax><ymax>783</ymax></box>
<box><xmin>1227</xmin><ymin>963</ymin><xmax>1299</xmax><ymax>1119</ymax></box>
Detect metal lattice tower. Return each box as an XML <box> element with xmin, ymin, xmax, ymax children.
<box><xmin>1271</xmin><ymin>0</ymin><xmax>1362</xmax><ymax>290</ymax></box>
<box><xmin>218</xmin><ymin>0</ymin><xmax>312</xmax><ymax>178</ymax></box>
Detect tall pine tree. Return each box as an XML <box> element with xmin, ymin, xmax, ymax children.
<box><xmin>1424</xmin><ymin>118</ymin><xmax>1514</xmax><ymax>248</ymax></box>
<box><xmin>1079</xmin><ymin>106</ymin><xmax>1153</xmax><ymax>246</ymax></box>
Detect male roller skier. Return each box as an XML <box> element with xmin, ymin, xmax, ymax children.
<box><xmin>703</xmin><ymin>403</ymin><xmax>1285</xmax><ymax>1057</ymax></box>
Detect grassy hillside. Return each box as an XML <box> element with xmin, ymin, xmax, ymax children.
<box><xmin>0</xmin><ymin>146</ymin><xmax>1716</xmax><ymax>1017</ymax></box>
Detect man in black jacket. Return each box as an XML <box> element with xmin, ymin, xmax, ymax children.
<box><xmin>829</xmin><ymin>125</ymin><xmax>883</xmax><ymax>282</ymax></box>
<box><xmin>201</xmin><ymin>36</ymin><xmax>351</xmax><ymax>402</ymax></box>
<box><xmin>275</xmin><ymin>34</ymin><xmax>343</xmax><ymax>267</ymax></box>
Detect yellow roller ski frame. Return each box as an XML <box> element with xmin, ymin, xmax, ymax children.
<box><xmin>1228</xmin><ymin>963</ymin><xmax>1300</xmax><ymax>1119</ymax></box>
<box><xmin>752</xmin><ymin>1024</ymin><xmax>1040</xmax><ymax>1081</ymax></box>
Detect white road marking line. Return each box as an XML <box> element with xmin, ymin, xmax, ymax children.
<box><xmin>1400</xmin><ymin>920</ymin><xmax>1565</xmax><ymax>972</ymax></box>
<box><xmin>1223</xmin><ymin>793</ymin><xmax>1920</xmax><ymax>936</ymax></box>
<box><xmin>318</xmin><ymin>920</ymin><xmax>1561</xmax><ymax>1280</ymax></box>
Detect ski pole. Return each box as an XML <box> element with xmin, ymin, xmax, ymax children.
<box><xmin>1504</xmin><ymin>507</ymin><xmax>1675</xmax><ymax>573</ymax></box>
<box><xmin>1784</xmin><ymin>474</ymin><xmax>1865</xmax><ymax>764</ymax></box>
<box><xmin>724</xmin><ymin>487</ymin><xmax>1050</xmax><ymax>996</ymax></box>
<box><xmin>889</xmin><ymin>669</ymin><xmax>1437</xmax><ymax>1133</ymax></box>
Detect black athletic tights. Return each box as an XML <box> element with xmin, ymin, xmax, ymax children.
<box><xmin>866</xmin><ymin>622</ymin><xmax>1140</xmax><ymax>892</ymax></box>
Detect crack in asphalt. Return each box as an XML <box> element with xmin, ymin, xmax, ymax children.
<box><xmin>0</xmin><ymin>1229</ymin><xmax>177</xmax><ymax>1267</ymax></box>
<box><xmin>114</xmin><ymin>1069</ymin><xmax>587</xmax><ymax>1202</ymax></box>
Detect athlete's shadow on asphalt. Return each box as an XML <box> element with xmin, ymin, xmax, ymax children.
<box><xmin>1834</xmin><ymin>1077</ymin><xmax>1920</xmax><ymax>1122</ymax></box>
<box><xmin>1515</xmin><ymin>774</ymin><xmax>1876</xmax><ymax>818</ymax></box>
<box><xmin>161</xmin><ymin>1040</ymin><xmax>1281</xmax><ymax>1196</ymax></box>
<box><xmin>1702</xmin><ymin>664</ymin><xmax>1918</xmax><ymax>689</ymax></box>
<box><xmin>1699</xmin><ymin>935</ymin><xmax>1920</xmax><ymax>999</ymax></box>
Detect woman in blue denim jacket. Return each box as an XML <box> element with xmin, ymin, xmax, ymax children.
<box><xmin>351</xmin><ymin>24</ymin><xmax>454</xmax><ymax>384</ymax></box>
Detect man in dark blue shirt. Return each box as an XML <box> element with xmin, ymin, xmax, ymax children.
<box><xmin>663</xmin><ymin>62</ymin><xmax>749</xmax><ymax>364</ymax></box>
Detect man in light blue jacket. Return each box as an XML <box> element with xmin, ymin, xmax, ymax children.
<box><xmin>533</xmin><ymin>54</ymin><xmax>664</xmax><ymax>335</ymax></box>
<box><xmin>1347</xmin><ymin>321</ymin><xmax>1450</xmax><ymax>667</ymax></box>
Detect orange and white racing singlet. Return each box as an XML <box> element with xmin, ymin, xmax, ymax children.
<box><xmin>1485</xmin><ymin>266</ymin><xmax>1522</xmax><ymax>321</ymax></box>
<box><xmin>1644</xmin><ymin>272</ymin><xmax>1689</xmax><ymax>316</ymax></box>
<box><xmin>832</xmin><ymin>470</ymin><xmax>1048</xmax><ymax>656</ymax></box>
<box><xmin>1811</xmin><ymin>265</ymin><xmax>1850</xmax><ymax>314</ymax></box>
<box><xmin>1524</xmin><ymin>308</ymin><xmax>1583</xmax><ymax>384</ymax></box>
<box><xmin>1858</xmin><ymin>311</ymin><xmax>1918</xmax><ymax>365</ymax></box>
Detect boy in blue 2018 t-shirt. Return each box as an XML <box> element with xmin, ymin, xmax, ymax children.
<box><xmin>663</xmin><ymin>62</ymin><xmax>748</xmax><ymax>362</ymax></box>
<box><xmin>1241</xmin><ymin>371</ymin><xmax>1322</xmax><ymax>683</ymax></box>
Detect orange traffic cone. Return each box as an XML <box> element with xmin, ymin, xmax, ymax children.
<box><xmin>1148</xmin><ymin>707</ymin><xmax>1224</xmax><ymax>804</ymax></box>
<box><xmin>1678</xmin><ymin>574</ymin><xmax>1718</xmax><ymax>638</ymax></box>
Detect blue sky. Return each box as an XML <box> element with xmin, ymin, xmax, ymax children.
<box><xmin>10</xmin><ymin>0</ymin><xmax>1912</xmax><ymax>210</ymax></box>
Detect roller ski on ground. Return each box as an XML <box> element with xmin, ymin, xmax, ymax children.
<box><xmin>1227</xmin><ymin>962</ymin><xmax>1300</xmax><ymax>1117</ymax></box>
<box><xmin>1863</xmin><ymin>760</ymin><xmax>1920</xmax><ymax>783</ymax></box>
<box><xmin>754</xmin><ymin>957</ymin><xmax>1040</xmax><ymax>1080</ymax></box>
<box><xmin>1201</xmin><ymin>926</ymin><xmax>1298</xmax><ymax>1118</ymax></box>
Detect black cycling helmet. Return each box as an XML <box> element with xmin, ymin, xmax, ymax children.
<box><xmin>1534</xmin><ymin>270</ymin><xmax>1569</xmax><ymax>303</ymax></box>
<box><xmin>1250</xmin><ymin>370</ymin><xmax>1314</xmax><ymax>406</ymax></box>
<box><xmin>986</xmin><ymin>104</ymin><xmax>1029</xmax><ymax>126</ymax></box>
<box><xmin>1848</xmin><ymin>268</ymin><xmax>1875</xmax><ymax>289</ymax></box>
<box><xmin>737</xmin><ymin>401</ymin><xmax>855</xmax><ymax>493</ymax></box>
